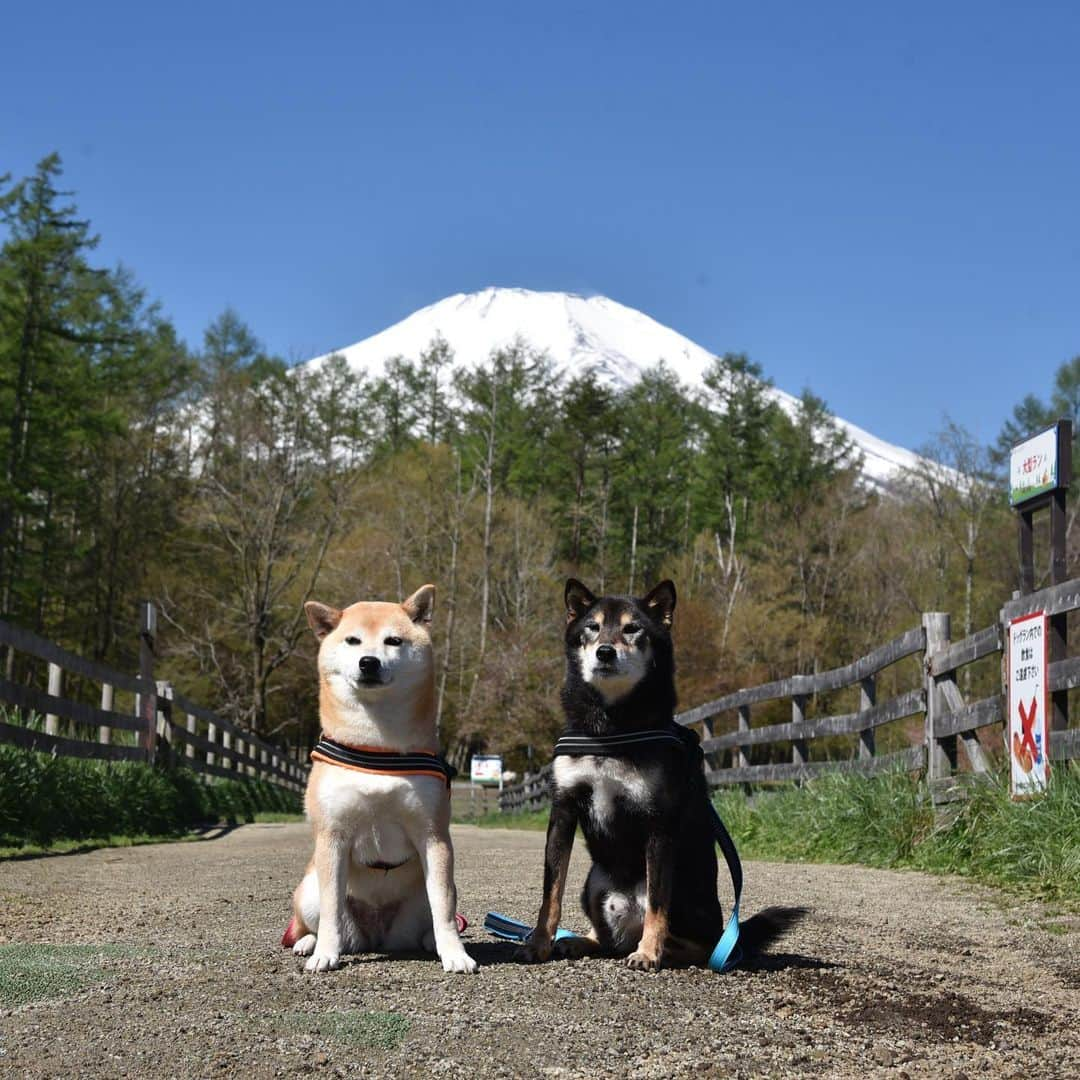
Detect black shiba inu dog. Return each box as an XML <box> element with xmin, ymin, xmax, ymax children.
<box><xmin>520</xmin><ymin>578</ymin><xmax>801</xmax><ymax>971</ymax></box>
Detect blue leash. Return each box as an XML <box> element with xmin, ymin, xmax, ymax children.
<box><xmin>705</xmin><ymin>801</ymin><xmax>743</xmax><ymax>972</ymax></box>
<box><xmin>484</xmin><ymin>732</ymin><xmax>743</xmax><ymax>971</ymax></box>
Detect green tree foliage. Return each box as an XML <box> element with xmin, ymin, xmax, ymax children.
<box><xmin>994</xmin><ymin>355</ymin><xmax>1080</xmax><ymax>470</ymax></box>
<box><xmin>0</xmin><ymin>155</ymin><xmax>192</xmax><ymax>664</ymax></box>
<box><xmin>1</xmin><ymin>153</ymin><xmax>1041</xmax><ymax>772</ymax></box>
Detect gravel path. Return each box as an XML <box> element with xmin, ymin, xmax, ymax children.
<box><xmin>0</xmin><ymin>823</ymin><xmax>1076</xmax><ymax>1078</ymax></box>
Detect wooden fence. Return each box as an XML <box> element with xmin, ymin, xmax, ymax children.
<box><xmin>0</xmin><ymin>615</ymin><xmax>308</xmax><ymax>793</ymax></box>
<box><xmin>500</xmin><ymin>580</ymin><xmax>1080</xmax><ymax>814</ymax></box>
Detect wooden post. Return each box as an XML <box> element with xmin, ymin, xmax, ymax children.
<box><xmin>222</xmin><ymin>728</ymin><xmax>233</xmax><ymax>771</ymax></box>
<box><xmin>139</xmin><ymin>601</ymin><xmax>157</xmax><ymax>763</ymax></box>
<box><xmin>185</xmin><ymin>713</ymin><xmax>196</xmax><ymax>759</ymax></box>
<box><xmin>156</xmin><ymin>681</ymin><xmax>173</xmax><ymax>748</ymax></box>
<box><xmin>207</xmin><ymin>721</ymin><xmax>217</xmax><ymax>768</ymax></box>
<box><xmin>858</xmin><ymin>675</ymin><xmax>876</xmax><ymax>759</ymax></box>
<box><xmin>923</xmin><ymin>612</ymin><xmax>957</xmax><ymax>789</ymax></box>
<box><xmin>1050</xmin><ymin>421</ymin><xmax>1071</xmax><ymax>732</ymax></box>
<box><xmin>99</xmin><ymin>683</ymin><xmax>113</xmax><ymax>744</ymax></box>
<box><xmin>1018</xmin><ymin>510</ymin><xmax>1035</xmax><ymax>595</ymax></box>
<box><xmin>737</xmin><ymin>704</ymin><xmax>752</xmax><ymax>795</ymax></box>
<box><xmin>1013</xmin><ymin>419</ymin><xmax>1070</xmax><ymax>732</ymax></box>
<box><xmin>791</xmin><ymin>694</ymin><xmax>808</xmax><ymax>767</ymax></box>
<box><xmin>45</xmin><ymin>662</ymin><xmax>62</xmax><ymax>736</ymax></box>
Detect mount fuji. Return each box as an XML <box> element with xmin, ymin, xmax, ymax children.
<box><xmin>306</xmin><ymin>287</ymin><xmax>924</xmax><ymax>488</ymax></box>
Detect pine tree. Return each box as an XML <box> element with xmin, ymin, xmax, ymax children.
<box><xmin>609</xmin><ymin>363</ymin><xmax>698</xmax><ymax>589</ymax></box>
<box><xmin>0</xmin><ymin>155</ymin><xmax>111</xmax><ymax>631</ymax></box>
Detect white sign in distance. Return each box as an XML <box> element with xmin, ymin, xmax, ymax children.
<box><xmin>470</xmin><ymin>754</ymin><xmax>503</xmax><ymax>784</ymax></box>
<box><xmin>1008</xmin><ymin>611</ymin><xmax>1050</xmax><ymax>797</ymax></box>
<box><xmin>1009</xmin><ymin>425</ymin><xmax>1059</xmax><ymax>506</ymax></box>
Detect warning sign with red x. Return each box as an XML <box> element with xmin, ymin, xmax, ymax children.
<box><xmin>1008</xmin><ymin>611</ymin><xmax>1049</xmax><ymax>797</ymax></box>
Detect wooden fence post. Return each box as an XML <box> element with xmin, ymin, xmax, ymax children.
<box><xmin>185</xmin><ymin>712</ymin><xmax>196</xmax><ymax>759</ymax></box>
<box><xmin>858</xmin><ymin>675</ymin><xmax>876</xmax><ymax>760</ymax></box>
<box><xmin>45</xmin><ymin>662</ymin><xmax>62</xmax><ymax>736</ymax></box>
<box><xmin>139</xmin><ymin>601</ymin><xmax>157</xmax><ymax>764</ymax></box>
<box><xmin>222</xmin><ymin>728</ymin><xmax>233</xmax><ymax>771</ymax></box>
<box><xmin>207</xmin><ymin>721</ymin><xmax>217</xmax><ymax>767</ymax></box>
<box><xmin>737</xmin><ymin>704</ymin><xmax>752</xmax><ymax>794</ymax></box>
<box><xmin>155</xmin><ymin>682</ymin><xmax>175</xmax><ymax>771</ymax></box>
<box><xmin>923</xmin><ymin>612</ymin><xmax>957</xmax><ymax>801</ymax></box>
<box><xmin>99</xmin><ymin>683</ymin><xmax>113</xmax><ymax>745</ymax></box>
<box><xmin>792</xmin><ymin>694</ymin><xmax>808</xmax><ymax>768</ymax></box>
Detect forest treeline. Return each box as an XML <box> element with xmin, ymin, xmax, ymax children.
<box><xmin>2</xmin><ymin>154</ymin><xmax>1078</xmax><ymax>769</ymax></box>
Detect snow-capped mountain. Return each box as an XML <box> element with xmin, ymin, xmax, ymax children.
<box><xmin>306</xmin><ymin>287</ymin><xmax>924</xmax><ymax>487</ymax></box>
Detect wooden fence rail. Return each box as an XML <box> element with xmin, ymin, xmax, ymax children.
<box><xmin>501</xmin><ymin>582</ymin><xmax>1080</xmax><ymax>814</ymax></box>
<box><xmin>0</xmin><ymin>612</ymin><xmax>308</xmax><ymax>794</ymax></box>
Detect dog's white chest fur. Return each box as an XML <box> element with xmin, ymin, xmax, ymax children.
<box><xmin>314</xmin><ymin>765</ymin><xmax>441</xmax><ymax>863</ymax></box>
<box><xmin>552</xmin><ymin>754</ymin><xmax>656</xmax><ymax>831</ymax></box>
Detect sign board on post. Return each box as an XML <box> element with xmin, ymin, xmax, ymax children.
<box><xmin>470</xmin><ymin>754</ymin><xmax>503</xmax><ymax>786</ymax></box>
<box><xmin>1009</xmin><ymin>425</ymin><xmax>1060</xmax><ymax>506</ymax></box>
<box><xmin>1008</xmin><ymin>611</ymin><xmax>1050</xmax><ymax>798</ymax></box>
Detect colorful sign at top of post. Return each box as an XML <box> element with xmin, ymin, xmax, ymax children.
<box><xmin>1009</xmin><ymin>425</ymin><xmax>1060</xmax><ymax>506</ymax></box>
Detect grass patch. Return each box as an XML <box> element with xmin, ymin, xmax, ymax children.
<box><xmin>252</xmin><ymin>811</ymin><xmax>307</xmax><ymax>824</ymax></box>
<box><xmin>0</xmin><ymin>744</ymin><xmax>302</xmax><ymax>852</ymax></box>
<box><xmin>0</xmin><ymin>831</ymin><xmax>217</xmax><ymax>860</ymax></box>
<box><xmin>713</xmin><ymin>762</ymin><xmax>1080</xmax><ymax>904</ymax></box>
<box><xmin>0</xmin><ymin>943</ymin><xmax>142</xmax><ymax>1007</ymax></box>
<box><xmin>454</xmin><ymin>809</ymin><xmax>550</xmax><ymax>831</ymax></box>
<box><xmin>278</xmin><ymin>1010</ymin><xmax>410</xmax><ymax>1050</ymax></box>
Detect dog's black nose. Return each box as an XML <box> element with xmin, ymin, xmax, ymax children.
<box><xmin>358</xmin><ymin>655</ymin><xmax>382</xmax><ymax>676</ymax></box>
<box><xmin>596</xmin><ymin>644</ymin><xmax>617</xmax><ymax>664</ymax></box>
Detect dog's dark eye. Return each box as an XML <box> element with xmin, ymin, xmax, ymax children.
<box><xmin>345</xmin><ymin>636</ymin><xmax>362</xmax><ymax>646</ymax></box>
<box><xmin>384</xmin><ymin>636</ymin><xmax>403</xmax><ymax>647</ymax></box>
<box><xmin>623</xmin><ymin>623</ymin><xmax>641</xmax><ymax>636</ymax></box>
<box><xmin>585</xmin><ymin>622</ymin><xmax>600</xmax><ymax>633</ymax></box>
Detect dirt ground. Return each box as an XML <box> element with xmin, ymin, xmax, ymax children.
<box><xmin>0</xmin><ymin>823</ymin><xmax>1076</xmax><ymax>1079</ymax></box>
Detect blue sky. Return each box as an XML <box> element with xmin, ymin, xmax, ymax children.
<box><xmin>4</xmin><ymin>1</ymin><xmax>1079</xmax><ymax>451</ymax></box>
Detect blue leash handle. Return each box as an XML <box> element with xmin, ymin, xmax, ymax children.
<box><xmin>483</xmin><ymin>911</ymin><xmax>577</xmax><ymax>943</ymax></box>
<box><xmin>484</xmin><ymin>802</ymin><xmax>742</xmax><ymax>971</ymax></box>
<box><xmin>705</xmin><ymin>802</ymin><xmax>742</xmax><ymax>972</ymax></box>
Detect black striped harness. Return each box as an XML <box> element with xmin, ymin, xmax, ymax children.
<box><xmin>311</xmin><ymin>735</ymin><xmax>454</xmax><ymax>790</ymax></box>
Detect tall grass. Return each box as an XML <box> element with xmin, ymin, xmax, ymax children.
<box><xmin>0</xmin><ymin>744</ymin><xmax>302</xmax><ymax>849</ymax></box>
<box><xmin>714</xmin><ymin>763</ymin><xmax>1080</xmax><ymax>903</ymax></box>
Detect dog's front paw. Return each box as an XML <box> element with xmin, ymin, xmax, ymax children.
<box><xmin>292</xmin><ymin>933</ymin><xmax>317</xmax><ymax>957</ymax></box>
<box><xmin>440</xmin><ymin>949</ymin><xmax>479</xmax><ymax>974</ymax></box>
<box><xmin>516</xmin><ymin>938</ymin><xmax>552</xmax><ymax>964</ymax></box>
<box><xmin>304</xmin><ymin>950</ymin><xmax>342</xmax><ymax>973</ymax></box>
<box><xmin>626</xmin><ymin>949</ymin><xmax>662</xmax><ymax>972</ymax></box>
<box><xmin>552</xmin><ymin>936</ymin><xmax>595</xmax><ymax>960</ymax></box>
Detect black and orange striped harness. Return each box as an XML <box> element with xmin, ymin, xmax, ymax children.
<box><xmin>310</xmin><ymin>734</ymin><xmax>454</xmax><ymax>789</ymax></box>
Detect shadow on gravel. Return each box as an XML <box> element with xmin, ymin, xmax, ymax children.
<box><xmin>737</xmin><ymin>951</ymin><xmax>836</xmax><ymax>974</ymax></box>
<box><xmin>461</xmin><ymin>940</ymin><xmax>524</xmax><ymax>966</ymax></box>
<box><xmin>190</xmin><ymin>823</ymin><xmax>242</xmax><ymax>842</ymax></box>
<box><xmin>457</xmin><ymin>939</ymin><xmax>834</xmax><ymax>973</ymax></box>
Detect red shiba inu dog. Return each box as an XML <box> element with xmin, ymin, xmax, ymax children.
<box><xmin>282</xmin><ymin>585</ymin><xmax>478</xmax><ymax>974</ymax></box>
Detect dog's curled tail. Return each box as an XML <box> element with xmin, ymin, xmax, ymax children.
<box><xmin>738</xmin><ymin>906</ymin><xmax>809</xmax><ymax>957</ymax></box>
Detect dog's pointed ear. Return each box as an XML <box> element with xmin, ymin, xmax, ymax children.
<box><xmin>641</xmin><ymin>580</ymin><xmax>676</xmax><ymax>627</ymax></box>
<box><xmin>305</xmin><ymin>601</ymin><xmax>342</xmax><ymax>641</ymax></box>
<box><xmin>565</xmin><ymin>578</ymin><xmax>596</xmax><ymax>624</ymax></box>
<box><xmin>402</xmin><ymin>584</ymin><xmax>435</xmax><ymax>625</ymax></box>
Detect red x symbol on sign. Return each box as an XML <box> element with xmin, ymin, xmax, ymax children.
<box><xmin>1018</xmin><ymin>697</ymin><xmax>1039</xmax><ymax>760</ymax></box>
